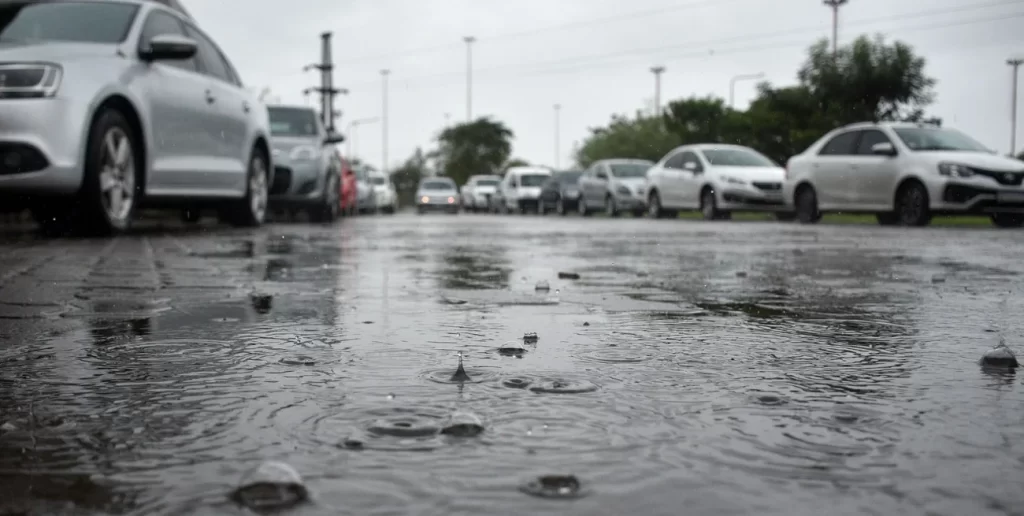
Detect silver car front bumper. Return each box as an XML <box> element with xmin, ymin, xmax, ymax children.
<box><xmin>0</xmin><ymin>97</ymin><xmax>90</xmax><ymax>195</ymax></box>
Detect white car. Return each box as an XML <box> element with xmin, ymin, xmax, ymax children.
<box><xmin>644</xmin><ymin>144</ymin><xmax>789</xmax><ymax>220</ymax></box>
<box><xmin>416</xmin><ymin>177</ymin><xmax>460</xmax><ymax>214</ymax></box>
<box><xmin>783</xmin><ymin>122</ymin><xmax>1024</xmax><ymax>227</ymax></box>
<box><xmin>460</xmin><ymin>174</ymin><xmax>501</xmax><ymax>212</ymax></box>
<box><xmin>494</xmin><ymin>166</ymin><xmax>551</xmax><ymax>214</ymax></box>
<box><xmin>368</xmin><ymin>170</ymin><xmax>398</xmax><ymax>214</ymax></box>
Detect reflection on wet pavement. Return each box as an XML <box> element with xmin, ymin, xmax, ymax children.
<box><xmin>1</xmin><ymin>217</ymin><xmax>1022</xmax><ymax>515</ymax></box>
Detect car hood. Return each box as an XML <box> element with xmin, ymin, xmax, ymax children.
<box><xmin>271</xmin><ymin>137</ymin><xmax>319</xmax><ymax>159</ymax></box>
<box><xmin>710</xmin><ymin>166</ymin><xmax>785</xmax><ymax>182</ymax></box>
<box><xmin>0</xmin><ymin>40</ymin><xmax>120</xmax><ymax>62</ymax></box>
<box><xmin>920</xmin><ymin>151</ymin><xmax>1024</xmax><ymax>171</ymax></box>
<box><xmin>614</xmin><ymin>177</ymin><xmax>647</xmax><ymax>188</ymax></box>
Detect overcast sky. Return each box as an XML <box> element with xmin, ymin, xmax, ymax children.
<box><xmin>186</xmin><ymin>0</ymin><xmax>1023</xmax><ymax>171</ymax></box>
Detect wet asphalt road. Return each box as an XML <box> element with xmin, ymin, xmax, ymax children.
<box><xmin>0</xmin><ymin>212</ymin><xmax>1022</xmax><ymax>516</ymax></box>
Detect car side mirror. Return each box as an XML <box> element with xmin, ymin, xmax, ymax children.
<box><xmin>870</xmin><ymin>142</ymin><xmax>897</xmax><ymax>156</ymax></box>
<box><xmin>140</xmin><ymin>34</ymin><xmax>198</xmax><ymax>62</ymax></box>
<box><xmin>324</xmin><ymin>133</ymin><xmax>345</xmax><ymax>145</ymax></box>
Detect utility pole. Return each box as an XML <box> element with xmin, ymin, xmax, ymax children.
<box><xmin>554</xmin><ymin>103</ymin><xmax>561</xmax><ymax>169</ymax></box>
<box><xmin>310</xmin><ymin>32</ymin><xmax>347</xmax><ymax>134</ymax></box>
<box><xmin>381</xmin><ymin>69</ymin><xmax>390</xmax><ymax>174</ymax></box>
<box><xmin>464</xmin><ymin>36</ymin><xmax>476</xmax><ymax>121</ymax></box>
<box><xmin>346</xmin><ymin>117</ymin><xmax>379</xmax><ymax>159</ymax></box>
<box><xmin>1009</xmin><ymin>57</ymin><xmax>1023</xmax><ymax>156</ymax></box>
<box><xmin>823</xmin><ymin>0</ymin><xmax>848</xmax><ymax>59</ymax></box>
<box><xmin>728</xmin><ymin>72</ymin><xmax>765</xmax><ymax>108</ymax></box>
<box><xmin>650</xmin><ymin>66</ymin><xmax>665</xmax><ymax>117</ymax></box>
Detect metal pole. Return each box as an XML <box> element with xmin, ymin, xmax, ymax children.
<box><xmin>1009</xmin><ymin>58</ymin><xmax>1023</xmax><ymax>156</ymax></box>
<box><xmin>728</xmin><ymin>72</ymin><xmax>765</xmax><ymax>108</ymax></box>
<box><xmin>381</xmin><ymin>69</ymin><xmax>390</xmax><ymax>174</ymax></box>
<box><xmin>822</xmin><ymin>0</ymin><xmax>848</xmax><ymax>59</ymax></box>
<box><xmin>650</xmin><ymin>66</ymin><xmax>665</xmax><ymax>117</ymax></box>
<box><xmin>554</xmin><ymin>103</ymin><xmax>561</xmax><ymax>169</ymax></box>
<box><xmin>464</xmin><ymin>36</ymin><xmax>475</xmax><ymax>121</ymax></box>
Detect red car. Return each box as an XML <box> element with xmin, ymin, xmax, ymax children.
<box><xmin>337</xmin><ymin>153</ymin><xmax>358</xmax><ymax>216</ymax></box>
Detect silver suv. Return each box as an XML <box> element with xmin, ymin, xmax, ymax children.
<box><xmin>266</xmin><ymin>104</ymin><xmax>344</xmax><ymax>223</ymax></box>
<box><xmin>0</xmin><ymin>0</ymin><xmax>274</xmax><ymax>235</ymax></box>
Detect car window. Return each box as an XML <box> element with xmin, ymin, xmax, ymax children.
<box><xmin>609</xmin><ymin>163</ymin><xmax>651</xmax><ymax>177</ymax></box>
<box><xmin>557</xmin><ymin>171</ymin><xmax>582</xmax><ymax>184</ymax></box>
<box><xmin>679</xmin><ymin>151</ymin><xmax>703</xmax><ymax>172</ymax></box>
<box><xmin>855</xmin><ymin>130</ymin><xmax>893</xmax><ymax>155</ymax></box>
<box><xmin>182</xmin><ymin>24</ymin><xmax>232</xmax><ymax>84</ymax></box>
<box><xmin>370</xmin><ymin>177</ymin><xmax>387</xmax><ymax>185</ymax></box>
<box><xmin>595</xmin><ymin>169</ymin><xmax>608</xmax><ymax>180</ymax></box>
<box><xmin>818</xmin><ymin>131</ymin><xmax>860</xmax><ymax>156</ymax></box>
<box><xmin>421</xmin><ymin>180</ymin><xmax>454</xmax><ymax>191</ymax></box>
<box><xmin>136</xmin><ymin>10</ymin><xmax>196</xmax><ymax>72</ymax></box>
<box><xmin>268</xmin><ymin>107</ymin><xmax>319</xmax><ymax>137</ymax></box>
<box><xmin>701</xmin><ymin>148</ymin><xmax>776</xmax><ymax>167</ymax></box>
<box><xmin>476</xmin><ymin>179</ymin><xmax>500</xmax><ymax>187</ymax></box>
<box><xmin>663</xmin><ymin>152</ymin><xmax>686</xmax><ymax>170</ymax></box>
<box><xmin>893</xmin><ymin>127</ymin><xmax>990</xmax><ymax>152</ymax></box>
<box><xmin>520</xmin><ymin>174</ymin><xmax>549</xmax><ymax>187</ymax></box>
<box><xmin>0</xmin><ymin>1</ymin><xmax>139</xmax><ymax>44</ymax></box>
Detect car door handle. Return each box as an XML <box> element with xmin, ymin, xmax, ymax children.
<box><xmin>242</xmin><ymin>101</ymin><xmax>250</xmax><ymax>113</ymax></box>
<box><xmin>205</xmin><ymin>90</ymin><xmax>216</xmax><ymax>104</ymax></box>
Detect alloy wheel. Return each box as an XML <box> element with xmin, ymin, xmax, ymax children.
<box><xmin>98</xmin><ymin>127</ymin><xmax>136</xmax><ymax>225</ymax></box>
<box><xmin>249</xmin><ymin>155</ymin><xmax>268</xmax><ymax>223</ymax></box>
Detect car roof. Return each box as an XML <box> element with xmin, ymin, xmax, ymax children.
<box><xmin>266</xmin><ymin>104</ymin><xmax>316</xmax><ymax>112</ymax></box>
<box><xmin>470</xmin><ymin>175</ymin><xmax>501</xmax><ymax>180</ymax></box>
<box><xmin>596</xmin><ymin>158</ymin><xmax>653</xmax><ymax>165</ymax></box>
<box><xmin>506</xmin><ymin>167</ymin><xmax>551</xmax><ymax>175</ymax></box>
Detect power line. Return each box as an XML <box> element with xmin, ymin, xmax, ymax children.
<box><xmin>332</xmin><ymin>0</ymin><xmax>754</xmax><ymax>66</ymax></box>
<box><xmin>346</xmin><ymin>2</ymin><xmax>1024</xmax><ymax>90</ymax></box>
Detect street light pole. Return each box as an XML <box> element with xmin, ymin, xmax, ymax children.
<box><xmin>650</xmin><ymin>66</ymin><xmax>665</xmax><ymax>117</ymax></box>
<box><xmin>554</xmin><ymin>103</ymin><xmax>561</xmax><ymax>169</ymax></box>
<box><xmin>1009</xmin><ymin>57</ymin><xmax>1023</xmax><ymax>156</ymax></box>
<box><xmin>464</xmin><ymin>36</ymin><xmax>476</xmax><ymax>121</ymax></box>
<box><xmin>381</xmin><ymin>69</ymin><xmax>390</xmax><ymax>174</ymax></box>
<box><xmin>728</xmin><ymin>72</ymin><xmax>765</xmax><ymax>108</ymax></box>
<box><xmin>823</xmin><ymin>0</ymin><xmax>849</xmax><ymax>59</ymax></box>
<box><xmin>346</xmin><ymin>117</ymin><xmax>380</xmax><ymax>159</ymax></box>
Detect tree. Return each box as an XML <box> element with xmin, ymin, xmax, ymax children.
<box><xmin>502</xmin><ymin>158</ymin><xmax>530</xmax><ymax>173</ymax></box>
<box><xmin>1017</xmin><ymin>150</ymin><xmax>1024</xmax><ymax>161</ymax></box>
<box><xmin>390</xmin><ymin>148</ymin><xmax>429</xmax><ymax>206</ymax></box>
<box><xmin>662</xmin><ymin>96</ymin><xmax>747</xmax><ymax>145</ymax></box>
<box><xmin>742</xmin><ymin>84</ymin><xmax>833</xmax><ymax>164</ymax></box>
<box><xmin>436</xmin><ymin>117</ymin><xmax>514</xmax><ymax>186</ymax></box>
<box><xmin>798</xmin><ymin>34</ymin><xmax>936</xmax><ymax>125</ymax></box>
<box><xmin>574</xmin><ymin>112</ymin><xmax>679</xmax><ymax>168</ymax></box>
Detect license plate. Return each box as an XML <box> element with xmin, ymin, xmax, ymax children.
<box><xmin>997</xmin><ymin>192</ymin><xmax>1024</xmax><ymax>203</ymax></box>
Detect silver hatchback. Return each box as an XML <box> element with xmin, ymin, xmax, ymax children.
<box><xmin>0</xmin><ymin>0</ymin><xmax>273</xmax><ymax>235</ymax></box>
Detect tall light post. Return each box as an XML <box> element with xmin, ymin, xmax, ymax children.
<box><xmin>464</xmin><ymin>36</ymin><xmax>476</xmax><ymax>121</ymax></box>
<box><xmin>381</xmin><ymin>69</ymin><xmax>390</xmax><ymax>174</ymax></box>
<box><xmin>823</xmin><ymin>0</ymin><xmax>849</xmax><ymax>59</ymax></box>
<box><xmin>554</xmin><ymin>103</ymin><xmax>561</xmax><ymax>169</ymax></box>
<box><xmin>650</xmin><ymin>66</ymin><xmax>665</xmax><ymax>117</ymax></box>
<box><xmin>728</xmin><ymin>72</ymin><xmax>765</xmax><ymax>108</ymax></box>
<box><xmin>346</xmin><ymin>117</ymin><xmax>379</xmax><ymax>159</ymax></box>
<box><xmin>1009</xmin><ymin>57</ymin><xmax>1023</xmax><ymax>156</ymax></box>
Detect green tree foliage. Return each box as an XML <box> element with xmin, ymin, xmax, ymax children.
<box><xmin>574</xmin><ymin>34</ymin><xmax>939</xmax><ymax>167</ymax></box>
<box><xmin>574</xmin><ymin>112</ymin><xmax>680</xmax><ymax>168</ymax></box>
<box><xmin>1016</xmin><ymin>150</ymin><xmax>1024</xmax><ymax>161</ymax></box>
<box><xmin>502</xmin><ymin>158</ymin><xmax>530</xmax><ymax>173</ymax></box>
<box><xmin>390</xmin><ymin>148</ymin><xmax>428</xmax><ymax>206</ymax></box>
<box><xmin>436</xmin><ymin>117</ymin><xmax>514</xmax><ymax>185</ymax></box>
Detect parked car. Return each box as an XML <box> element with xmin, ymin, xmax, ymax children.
<box><xmin>416</xmin><ymin>177</ymin><xmax>460</xmax><ymax>214</ymax></box>
<box><xmin>538</xmin><ymin>169</ymin><xmax>583</xmax><ymax>215</ymax></box>
<box><xmin>784</xmin><ymin>122</ymin><xmax>1024</xmax><ymax>227</ymax></box>
<box><xmin>266</xmin><ymin>104</ymin><xmax>344</xmax><ymax>222</ymax></box>
<box><xmin>337</xmin><ymin>154</ymin><xmax>357</xmax><ymax>216</ymax></box>
<box><xmin>0</xmin><ymin>0</ymin><xmax>274</xmax><ymax>235</ymax></box>
<box><xmin>368</xmin><ymin>170</ymin><xmax>398</xmax><ymax>214</ymax></box>
<box><xmin>460</xmin><ymin>175</ymin><xmax>501</xmax><ymax>212</ymax></box>
<box><xmin>493</xmin><ymin>166</ymin><xmax>552</xmax><ymax>214</ymax></box>
<box><xmin>644</xmin><ymin>144</ymin><xmax>788</xmax><ymax>220</ymax></box>
<box><xmin>578</xmin><ymin>159</ymin><xmax>652</xmax><ymax>217</ymax></box>
<box><xmin>353</xmin><ymin>166</ymin><xmax>376</xmax><ymax>214</ymax></box>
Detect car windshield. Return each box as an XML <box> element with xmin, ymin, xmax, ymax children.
<box><xmin>0</xmin><ymin>1</ymin><xmax>139</xmax><ymax>44</ymax></box>
<box><xmin>609</xmin><ymin>163</ymin><xmax>651</xmax><ymax>177</ymax></box>
<box><xmin>556</xmin><ymin>171</ymin><xmax>582</xmax><ymax>184</ymax></box>
<box><xmin>370</xmin><ymin>177</ymin><xmax>387</xmax><ymax>185</ymax></box>
<box><xmin>476</xmin><ymin>179</ymin><xmax>500</xmax><ymax>187</ymax></box>
<box><xmin>421</xmin><ymin>180</ymin><xmax>454</xmax><ymax>191</ymax></box>
<box><xmin>520</xmin><ymin>174</ymin><xmax>549</xmax><ymax>187</ymax></box>
<box><xmin>268</xmin><ymin>108</ymin><xmax>319</xmax><ymax>137</ymax></box>
<box><xmin>893</xmin><ymin>127</ymin><xmax>990</xmax><ymax>152</ymax></box>
<box><xmin>701</xmin><ymin>148</ymin><xmax>777</xmax><ymax>167</ymax></box>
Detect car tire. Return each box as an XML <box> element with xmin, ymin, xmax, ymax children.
<box><xmin>990</xmin><ymin>213</ymin><xmax>1024</xmax><ymax>228</ymax></box>
<box><xmin>894</xmin><ymin>181</ymin><xmax>931</xmax><ymax>227</ymax></box>
<box><xmin>538</xmin><ymin>201</ymin><xmax>548</xmax><ymax>215</ymax></box>
<box><xmin>647</xmin><ymin>191</ymin><xmax>664</xmax><ymax>219</ymax></box>
<box><xmin>308</xmin><ymin>172</ymin><xmax>340</xmax><ymax>223</ymax></box>
<box><xmin>578</xmin><ymin>196</ymin><xmax>592</xmax><ymax>217</ymax></box>
<box><xmin>876</xmin><ymin>212</ymin><xmax>898</xmax><ymax>225</ymax></box>
<box><xmin>795</xmin><ymin>185</ymin><xmax>822</xmax><ymax>224</ymax></box>
<box><xmin>605</xmin><ymin>195</ymin><xmax>619</xmax><ymax>217</ymax></box>
<box><xmin>78</xmin><ymin>108</ymin><xmax>143</xmax><ymax>236</ymax></box>
<box><xmin>556</xmin><ymin>197</ymin><xmax>567</xmax><ymax>216</ymax></box>
<box><xmin>223</xmin><ymin>146</ymin><xmax>269</xmax><ymax>227</ymax></box>
<box><xmin>700</xmin><ymin>188</ymin><xmax>726</xmax><ymax>221</ymax></box>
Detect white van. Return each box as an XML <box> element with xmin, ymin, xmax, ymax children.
<box><xmin>496</xmin><ymin>167</ymin><xmax>552</xmax><ymax>214</ymax></box>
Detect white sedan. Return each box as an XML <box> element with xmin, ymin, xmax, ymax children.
<box><xmin>644</xmin><ymin>144</ymin><xmax>792</xmax><ymax>220</ymax></box>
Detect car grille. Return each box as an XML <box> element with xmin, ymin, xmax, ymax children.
<box><xmin>753</xmin><ymin>182</ymin><xmax>782</xmax><ymax>191</ymax></box>
<box><xmin>971</xmin><ymin>167</ymin><xmax>1024</xmax><ymax>187</ymax></box>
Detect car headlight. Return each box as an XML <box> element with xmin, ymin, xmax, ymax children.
<box><xmin>721</xmin><ymin>175</ymin><xmax>745</xmax><ymax>185</ymax></box>
<box><xmin>0</xmin><ymin>63</ymin><xmax>62</xmax><ymax>99</ymax></box>
<box><xmin>938</xmin><ymin>162</ymin><xmax>975</xmax><ymax>178</ymax></box>
<box><xmin>420</xmin><ymin>196</ymin><xmax>430</xmax><ymax>203</ymax></box>
<box><xmin>289</xmin><ymin>146</ymin><xmax>317</xmax><ymax>161</ymax></box>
